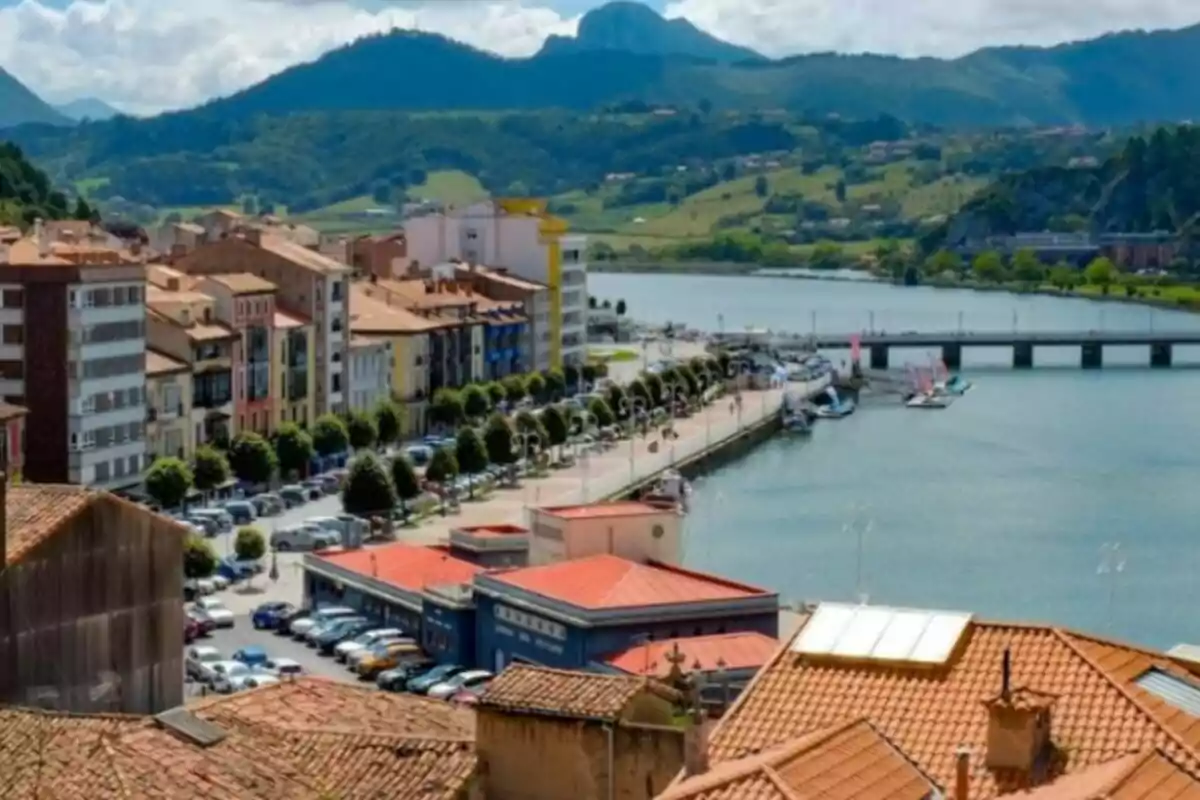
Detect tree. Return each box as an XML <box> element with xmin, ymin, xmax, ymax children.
<box><xmin>588</xmin><ymin>396</ymin><xmax>616</xmax><ymax>428</ymax></box>
<box><xmin>228</xmin><ymin>432</ymin><xmax>278</xmax><ymax>485</ymax></box>
<box><xmin>809</xmin><ymin>241</ymin><xmax>844</xmax><ymax>270</ymax></box>
<box><xmin>431</xmin><ymin>388</ymin><xmax>465</xmax><ymax>428</ymax></box>
<box><xmin>834</xmin><ymin>179</ymin><xmax>847</xmax><ymax>203</ymax></box>
<box><xmin>924</xmin><ymin>249</ymin><xmax>963</xmax><ymax>278</ymax></box>
<box><xmin>145</xmin><ymin>457</ymin><xmax>192</xmax><ymax>510</ymax></box>
<box><xmin>454</xmin><ymin>428</ymin><xmax>489</xmax><ymax>498</ymax></box>
<box><xmin>541</xmin><ymin>405</ymin><xmax>569</xmax><ymax>458</ymax></box>
<box><xmin>501</xmin><ymin>374</ymin><xmax>528</xmax><ymax>403</ymax></box>
<box><xmin>191</xmin><ymin>446</ymin><xmax>230</xmax><ymax>495</ymax></box>
<box><xmin>1048</xmin><ymin>264</ymin><xmax>1079</xmax><ymax>291</ymax></box>
<box><xmin>274</xmin><ymin>423</ymin><xmax>315</xmax><ymax>479</ymax></box>
<box><xmin>615</xmin><ymin>299</ymin><xmax>627</xmax><ymax>316</ymax></box>
<box><xmin>753</xmin><ymin>175</ymin><xmax>769</xmax><ymax>198</ymax></box>
<box><xmin>526</xmin><ymin>373</ymin><xmax>547</xmax><ymax>403</ymax></box>
<box><xmin>374</xmin><ymin>400</ymin><xmax>401</xmax><ymax>447</ymax></box>
<box><xmin>234</xmin><ymin>526</ymin><xmax>267</xmax><ymax>562</ymax></box>
<box><xmin>627</xmin><ymin>377</ymin><xmax>651</xmax><ymax>408</ymax></box>
<box><xmin>341</xmin><ymin>453</ymin><xmax>396</xmax><ymax>516</ymax></box>
<box><xmin>581</xmin><ymin>363</ymin><xmax>599</xmax><ymax>387</ymax></box>
<box><xmin>73</xmin><ymin>196</ymin><xmax>94</xmax><ymax>221</ymax></box>
<box><xmin>563</xmin><ymin>364</ymin><xmax>581</xmax><ymax>393</ymax></box>
<box><xmin>425</xmin><ymin>447</ymin><xmax>459</xmax><ymax>485</ymax></box>
<box><xmin>485</xmin><ymin>382</ymin><xmax>507</xmax><ymax>408</ymax></box>
<box><xmin>588</xmin><ymin>296</ymin><xmax>598</xmax><ymax>309</ymax></box>
<box><xmin>605</xmin><ymin>383</ymin><xmax>629</xmax><ymax>419</ymax></box>
<box><xmin>346</xmin><ymin>411</ymin><xmax>378</xmax><ymax>451</ymax></box>
<box><xmin>390</xmin><ymin>454</ymin><xmax>422</xmax><ymax>519</ymax></box>
<box><xmin>1011</xmin><ymin>248</ymin><xmax>1046</xmax><ymax>285</ymax></box>
<box><xmin>484</xmin><ymin>413</ymin><xmax>518</xmax><ymax>467</ymax></box>
<box><xmin>542</xmin><ymin>368</ymin><xmax>566</xmax><ymax>400</ymax></box>
<box><xmin>643</xmin><ymin>372</ymin><xmax>665</xmax><ymax>407</ymax></box>
<box><xmin>676</xmin><ymin>364</ymin><xmax>700</xmax><ymax>397</ymax></box>
<box><xmin>314</xmin><ymin>413</ymin><xmax>352</xmax><ymax>455</ymax></box>
<box><xmin>1085</xmin><ymin>256</ymin><xmax>1118</xmax><ymax>291</ymax></box>
<box><xmin>971</xmin><ymin>250</ymin><xmax>1005</xmax><ymax>283</ymax></box>
<box><xmin>184</xmin><ymin>536</ymin><xmax>218</xmax><ymax>580</ymax></box>
<box><xmin>462</xmin><ymin>384</ymin><xmax>491</xmax><ymax>419</ymax></box>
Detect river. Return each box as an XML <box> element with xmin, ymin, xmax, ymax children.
<box><xmin>590</xmin><ymin>272</ymin><xmax>1200</xmax><ymax>648</ymax></box>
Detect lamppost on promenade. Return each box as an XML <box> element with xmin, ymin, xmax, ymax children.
<box><xmin>619</xmin><ymin>396</ymin><xmax>647</xmax><ymax>484</ymax></box>
<box><xmin>665</xmin><ymin>380</ymin><xmax>687</xmax><ymax>466</ymax></box>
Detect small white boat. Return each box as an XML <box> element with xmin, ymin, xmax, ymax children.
<box><xmin>781</xmin><ymin>412</ymin><xmax>813</xmax><ymax>435</ymax></box>
<box><xmin>906</xmin><ymin>392</ymin><xmax>950</xmax><ymax>409</ymax></box>
<box><xmin>816</xmin><ymin>400</ymin><xmax>856</xmax><ymax>418</ymax></box>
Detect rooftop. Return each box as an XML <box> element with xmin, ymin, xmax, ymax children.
<box><xmin>1010</xmin><ymin>749</ymin><xmax>1200</xmax><ymax>800</ymax></box>
<box><xmin>661</xmin><ymin>718</ymin><xmax>938</xmax><ymax>800</ymax></box>
<box><xmin>479</xmin><ymin>664</ymin><xmax>678</xmax><ymax>721</ymax></box>
<box><xmin>539</xmin><ymin>501</ymin><xmax>669</xmax><ymax>521</ymax></box>
<box><xmin>455</xmin><ymin>523</ymin><xmax>529</xmax><ymax>539</ymax></box>
<box><xmin>274</xmin><ymin>308</ymin><xmax>310</xmax><ymax>329</ymax></box>
<box><xmin>2</xmin><ymin>238</ymin><xmax>137</xmax><ymax>268</ymax></box>
<box><xmin>605</xmin><ymin>632</ymin><xmax>781</xmax><ymax>677</ymax></box>
<box><xmin>350</xmin><ymin>285</ymin><xmax>441</xmax><ymax>334</ymax></box>
<box><xmin>485</xmin><ymin>554</ymin><xmax>773</xmax><ymax>610</ymax></box>
<box><xmin>703</xmin><ymin>602</ymin><xmax>1200</xmax><ymax>799</ymax></box>
<box><xmin>258</xmin><ymin>234</ymin><xmax>350</xmax><ymax>276</ymax></box>
<box><xmin>202</xmin><ymin>272</ymin><xmax>276</xmax><ymax>295</ymax></box>
<box><xmin>314</xmin><ymin>542</ymin><xmax>482</xmax><ymax>594</ymax></box>
<box><xmin>455</xmin><ymin>263</ymin><xmax>545</xmax><ymax>292</ymax></box>
<box><xmin>145</xmin><ymin>349</ymin><xmax>189</xmax><ymax>377</ymax></box>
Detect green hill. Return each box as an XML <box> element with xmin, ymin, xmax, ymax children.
<box><xmin>0</xmin><ymin>69</ymin><xmax>70</xmax><ymax>129</ymax></box>
<box><xmin>0</xmin><ymin>142</ymin><xmax>72</xmax><ymax>226</ymax></box>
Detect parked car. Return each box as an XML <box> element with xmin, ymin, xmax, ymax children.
<box><xmin>376</xmin><ymin>658</ymin><xmax>436</xmax><ymax>691</ymax></box>
<box><xmin>305</xmin><ymin>615</ymin><xmax>370</xmax><ymax>647</ymax></box>
<box><xmin>450</xmin><ymin>686</ymin><xmax>484</xmax><ymax>706</ymax></box>
<box><xmin>356</xmin><ymin>643</ymin><xmax>423</xmax><ymax>678</ymax></box>
<box><xmin>307</xmin><ymin>515</ymin><xmax>364</xmax><ymax>541</ymax></box>
<box><xmin>185</xmin><ymin>516</ymin><xmax>221</xmax><ymax>536</ymax></box>
<box><xmin>300</xmin><ymin>479</ymin><xmax>325</xmax><ymax>500</ymax></box>
<box><xmin>223</xmin><ymin>500</ymin><xmax>257</xmax><ymax>525</ymax></box>
<box><xmin>271</xmin><ymin>524</ymin><xmax>338</xmax><ymax>552</ymax></box>
<box><xmin>237</xmin><ymin>673</ymin><xmax>280</xmax><ymax>691</ymax></box>
<box><xmin>427</xmin><ymin>670</ymin><xmax>494</xmax><ymax>700</ymax></box>
<box><xmin>189</xmin><ymin>508</ymin><xmax>234</xmax><ymax>533</ymax></box>
<box><xmin>185</xmin><ymin>645</ymin><xmax>222</xmax><ymax>679</ymax></box>
<box><xmin>192</xmin><ymin>597</ymin><xmax>235</xmax><ymax>628</ymax></box>
<box><xmin>315</xmin><ymin>619</ymin><xmax>375</xmax><ymax>654</ymax></box>
<box><xmin>200</xmin><ymin>659</ymin><xmax>247</xmax><ymax>686</ymax></box>
<box><xmin>252</xmin><ymin>602</ymin><xmax>296</xmax><ymax>630</ymax></box>
<box><xmin>407</xmin><ymin>664</ymin><xmax>466</xmax><ymax>694</ymax></box>
<box><xmin>218</xmin><ymin>556</ymin><xmax>262</xmax><ymax>582</ymax></box>
<box><xmin>262</xmin><ymin>657</ymin><xmax>303</xmax><ymax>678</ymax></box>
<box><xmin>232</xmin><ymin>646</ymin><xmax>269</xmax><ymax>668</ymax></box>
<box><xmin>278</xmin><ymin>485</ymin><xmax>309</xmax><ymax>508</ymax></box>
<box><xmin>250</xmin><ymin>493</ymin><xmax>285</xmax><ymax>516</ymax></box>
<box><xmin>346</xmin><ymin>637</ymin><xmax>416</xmax><ymax>671</ymax></box>
<box><xmin>185</xmin><ymin>577</ymin><xmax>217</xmax><ymax>597</ymax></box>
<box><xmin>186</xmin><ymin>608</ymin><xmax>215</xmax><ymax>637</ymax></box>
<box><xmin>211</xmin><ymin>662</ymin><xmax>256</xmax><ymax>693</ymax></box>
<box><xmin>289</xmin><ymin>607</ymin><xmax>358</xmax><ymax>639</ymax></box>
<box><xmin>276</xmin><ymin>607</ymin><xmax>314</xmax><ymax>636</ymax></box>
<box><xmin>208</xmin><ymin>574</ymin><xmax>230</xmax><ymax>591</ymax></box>
<box><xmin>334</xmin><ymin>628</ymin><xmax>405</xmax><ymax>663</ymax></box>
<box><xmin>184</xmin><ymin>615</ymin><xmax>203</xmax><ymax>643</ymax></box>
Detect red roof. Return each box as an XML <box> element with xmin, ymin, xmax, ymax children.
<box><xmin>455</xmin><ymin>524</ymin><xmax>529</xmax><ymax>539</ymax></box>
<box><xmin>539</xmin><ymin>501</ymin><xmax>665</xmax><ymax>521</ymax></box>
<box><xmin>605</xmin><ymin>632</ymin><xmax>781</xmax><ymax>677</ymax></box>
<box><xmin>316</xmin><ymin>543</ymin><xmax>481</xmax><ymax>592</ymax></box>
<box><xmin>488</xmin><ymin>554</ymin><xmax>771</xmax><ymax>610</ymax></box>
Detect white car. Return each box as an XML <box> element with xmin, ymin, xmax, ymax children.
<box><xmin>262</xmin><ymin>657</ymin><xmax>303</xmax><ymax>678</ymax></box>
<box><xmin>227</xmin><ymin>673</ymin><xmax>280</xmax><ymax>692</ymax></box>
<box><xmin>335</xmin><ymin>628</ymin><xmax>404</xmax><ymax>663</ymax></box>
<box><xmin>186</xmin><ymin>578</ymin><xmax>217</xmax><ymax>596</ymax></box>
<box><xmin>209</xmin><ymin>574</ymin><xmax>231</xmax><ymax>591</ymax></box>
<box><xmin>193</xmin><ymin>597</ymin><xmax>235</xmax><ymax>628</ymax></box>
<box><xmin>185</xmin><ymin>645</ymin><xmax>223</xmax><ymax>679</ymax></box>
<box><xmin>211</xmin><ymin>662</ymin><xmax>257</xmax><ymax>693</ymax></box>
<box><xmin>289</xmin><ymin>607</ymin><xmax>357</xmax><ymax>639</ymax></box>
<box><xmin>427</xmin><ymin>669</ymin><xmax>494</xmax><ymax>700</ymax></box>
<box><xmin>201</xmin><ymin>659</ymin><xmax>248</xmax><ymax>687</ymax></box>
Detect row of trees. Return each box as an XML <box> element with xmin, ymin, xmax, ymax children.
<box><xmin>184</xmin><ymin>525</ymin><xmax>268</xmax><ymax>579</ymax></box>
<box><xmin>920</xmin><ymin>247</ymin><xmax>1122</xmax><ymax>291</ymax></box>
<box><xmin>428</xmin><ymin>363</ymin><xmax>610</xmax><ymax>429</ymax></box>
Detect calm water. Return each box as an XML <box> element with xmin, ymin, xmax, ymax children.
<box><xmin>591</xmin><ymin>272</ymin><xmax>1200</xmax><ymax>647</ymax></box>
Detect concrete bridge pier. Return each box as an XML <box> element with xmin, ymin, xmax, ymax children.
<box><xmin>1081</xmin><ymin>342</ymin><xmax>1103</xmax><ymax>369</ymax></box>
<box><xmin>1012</xmin><ymin>343</ymin><xmax>1034</xmax><ymax>369</ymax></box>
<box><xmin>869</xmin><ymin>345</ymin><xmax>889</xmax><ymax>370</ymax></box>
<box><xmin>941</xmin><ymin>343</ymin><xmax>962</xmax><ymax>371</ymax></box>
<box><xmin>1151</xmin><ymin>342</ymin><xmax>1173</xmax><ymax>368</ymax></box>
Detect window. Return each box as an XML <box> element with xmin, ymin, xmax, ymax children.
<box><xmin>0</xmin><ymin>360</ymin><xmax>22</xmax><ymax>380</ymax></box>
<box><xmin>331</xmin><ymin>281</ymin><xmax>344</xmax><ymax>302</ymax></box>
<box><xmin>128</xmin><ymin>455</ymin><xmax>140</xmax><ymax>474</ymax></box>
<box><xmin>2</xmin><ymin>326</ymin><xmax>22</xmax><ymax>346</ymax></box>
<box><xmin>94</xmin><ymin>461</ymin><xmax>110</xmax><ymax>482</ymax></box>
<box><xmin>332</xmin><ymin>374</ymin><xmax>341</xmax><ymax>393</ymax></box>
<box><xmin>1</xmin><ymin>289</ymin><xmax>22</xmax><ymax>309</ymax></box>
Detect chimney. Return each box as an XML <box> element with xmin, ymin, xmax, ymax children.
<box><xmin>984</xmin><ymin>649</ymin><xmax>1056</xmax><ymax>778</ymax></box>
<box><xmin>243</xmin><ymin>227</ymin><xmax>263</xmax><ymax>246</ymax></box>
<box><xmin>683</xmin><ymin>698</ymin><xmax>709</xmax><ymax>777</ymax></box>
<box><xmin>955</xmin><ymin>746</ymin><xmax>970</xmax><ymax>800</ymax></box>
<box><xmin>34</xmin><ymin>218</ymin><xmax>49</xmax><ymax>257</ymax></box>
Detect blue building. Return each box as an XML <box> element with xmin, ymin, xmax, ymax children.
<box><xmin>482</xmin><ymin>304</ymin><xmax>528</xmax><ymax>380</ymax></box>
<box><xmin>472</xmin><ymin>554</ymin><xmax>779</xmax><ymax>674</ymax></box>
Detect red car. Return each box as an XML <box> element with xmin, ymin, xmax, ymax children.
<box><xmin>185</xmin><ymin>609</ymin><xmax>214</xmax><ymax>642</ymax></box>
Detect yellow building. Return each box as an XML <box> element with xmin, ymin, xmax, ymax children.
<box><xmin>145</xmin><ymin>350</ymin><xmax>193</xmax><ymax>463</ymax></box>
<box><xmin>349</xmin><ymin>285</ymin><xmax>436</xmax><ymax>437</ymax></box>
<box><xmin>273</xmin><ymin>310</ymin><xmax>316</xmax><ymax>429</ymax></box>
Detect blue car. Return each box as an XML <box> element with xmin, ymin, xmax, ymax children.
<box><xmin>251</xmin><ymin>601</ymin><xmax>295</xmax><ymax>630</ymax></box>
<box><xmin>232</xmin><ymin>646</ymin><xmax>269</xmax><ymax>667</ymax></box>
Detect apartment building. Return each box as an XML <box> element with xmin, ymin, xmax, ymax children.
<box><xmin>144</xmin><ymin>349</ymin><xmax>191</xmax><ymax>463</ymax></box>
<box><xmin>172</xmin><ymin>231</ymin><xmax>351</xmax><ymax>415</ymax></box>
<box><xmin>274</xmin><ymin>309</ymin><xmax>315</xmax><ymax>429</ymax></box>
<box><xmin>351</xmin><ymin>232</ymin><xmax>409</xmax><ymax>280</ymax></box>
<box><xmin>349</xmin><ymin>284</ymin><xmax>436</xmax><ymax>436</ymax></box>
<box><xmin>145</xmin><ymin>281</ymin><xmax>238</xmax><ymax>449</ymax></box>
<box><xmin>455</xmin><ymin>263</ymin><xmax>550</xmax><ymax>372</ymax></box>
<box><xmin>348</xmin><ymin>336</ymin><xmax>393</xmax><ymax>413</ymax></box>
<box><xmin>0</xmin><ymin>230</ymin><xmax>149</xmax><ymax>489</ymax></box>
<box><xmin>0</xmin><ymin>402</ymin><xmax>26</xmax><ymax>481</ymax></box>
<box><xmin>404</xmin><ymin>199</ymin><xmax>587</xmax><ymax>368</ymax></box>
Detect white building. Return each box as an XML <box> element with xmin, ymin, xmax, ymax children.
<box><xmin>403</xmin><ymin>199</ymin><xmax>588</xmax><ymax>368</ymax></box>
<box><xmin>347</xmin><ymin>337</ymin><xmax>392</xmax><ymax>413</ymax></box>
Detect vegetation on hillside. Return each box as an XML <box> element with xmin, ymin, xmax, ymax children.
<box><xmin>0</xmin><ymin>142</ymin><xmax>72</xmax><ymax>226</ymax></box>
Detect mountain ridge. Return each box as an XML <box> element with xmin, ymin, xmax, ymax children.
<box><xmin>0</xmin><ymin>69</ymin><xmax>70</xmax><ymax>129</ymax></box>
<box><xmin>55</xmin><ymin>97</ymin><xmax>121</xmax><ymax>122</ymax></box>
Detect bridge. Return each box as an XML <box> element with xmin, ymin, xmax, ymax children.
<box><xmin>712</xmin><ymin>329</ymin><xmax>1200</xmax><ymax>369</ymax></box>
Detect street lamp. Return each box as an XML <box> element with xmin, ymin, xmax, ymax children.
<box><xmin>664</xmin><ymin>381</ymin><xmax>687</xmax><ymax>466</ymax></box>
<box><xmin>619</xmin><ymin>396</ymin><xmax>647</xmax><ymax>484</ymax></box>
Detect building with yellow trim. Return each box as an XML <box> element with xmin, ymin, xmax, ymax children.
<box><xmin>402</xmin><ymin>200</ymin><xmax>587</xmax><ymax>369</ymax></box>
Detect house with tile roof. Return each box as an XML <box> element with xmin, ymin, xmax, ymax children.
<box><xmin>0</xmin><ymin>677</ymin><xmax>478</xmax><ymax>798</ymax></box>
<box><xmin>665</xmin><ymin>600</ymin><xmax>1200</xmax><ymax>800</ymax></box>
<box><xmin>472</xmin><ymin>553</ymin><xmax>779</xmax><ymax>674</ymax></box>
<box><xmin>476</xmin><ymin>664</ymin><xmax>685</xmax><ymax>800</ymax></box>
<box><xmin>0</xmin><ymin>483</ymin><xmax>186</xmax><ymax>713</ymax></box>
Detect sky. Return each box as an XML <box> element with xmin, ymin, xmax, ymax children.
<box><xmin>2</xmin><ymin>0</ymin><xmax>1199</xmax><ymax>115</ymax></box>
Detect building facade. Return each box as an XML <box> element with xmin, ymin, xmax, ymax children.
<box><xmin>404</xmin><ymin>199</ymin><xmax>587</xmax><ymax>368</ymax></box>
<box><xmin>273</xmin><ymin>310</ymin><xmax>315</xmax><ymax>430</ymax></box>
<box><xmin>144</xmin><ymin>349</ymin><xmax>192</xmax><ymax>463</ymax></box>
<box><xmin>347</xmin><ymin>337</ymin><xmax>393</xmax><ymax>413</ymax></box>
<box><xmin>349</xmin><ymin>284</ymin><xmax>435</xmax><ymax>437</ymax></box>
<box><xmin>0</xmin><ymin>233</ymin><xmax>149</xmax><ymax>489</ymax></box>
<box><xmin>527</xmin><ymin>502</ymin><xmax>683</xmax><ymax>567</ymax></box>
<box><xmin>456</xmin><ymin>264</ymin><xmax>551</xmax><ymax>373</ymax></box>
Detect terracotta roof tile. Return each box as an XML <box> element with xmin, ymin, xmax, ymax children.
<box><xmin>540</xmin><ymin>501</ymin><xmax>664</xmax><ymax>520</ymax></box>
<box><xmin>486</xmin><ymin>554</ymin><xmax>773</xmax><ymax>610</ymax></box>
<box><xmin>146</xmin><ymin>349</ymin><xmax>188</xmax><ymax>377</ymax></box>
<box><xmin>202</xmin><ymin>273</ymin><xmax>276</xmax><ymax>295</ymax></box>
<box><xmin>5</xmin><ymin>484</ymin><xmax>99</xmax><ymax>562</ymax></box>
<box><xmin>706</xmin><ymin>613</ymin><xmax>1200</xmax><ymax>800</ymax></box>
<box><xmin>350</xmin><ymin>285</ymin><xmax>442</xmax><ymax>334</ymax></box>
<box><xmin>312</xmin><ymin>544</ymin><xmax>481</xmax><ymax>595</ymax></box>
<box><xmin>274</xmin><ymin>309</ymin><xmax>309</xmax><ymax>329</ymax></box>
<box><xmin>480</xmin><ymin>664</ymin><xmax>678</xmax><ymax>721</ymax></box>
<box><xmin>259</xmin><ymin>235</ymin><xmax>349</xmax><ymax>275</ymax></box>
<box><xmin>1007</xmin><ymin>749</ymin><xmax>1200</xmax><ymax>800</ymax></box>
<box><xmin>606</xmin><ymin>632</ymin><xmax>780</xmax><ymax>677</ymax></box>
<box><xmin>660</xmin><ymin>718</ymin><xmax>938</xmax><ymax>800</ymax></box>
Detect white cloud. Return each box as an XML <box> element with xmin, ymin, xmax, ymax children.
<box><xmin>663</xmin><ymin>0</ymin><xmax>1200</xmax><ymax>59</ymax></box>
<box><xmin>0</xmin><ymin>0</ymin><xmax>577</xmax><ymax>114</ymax></box>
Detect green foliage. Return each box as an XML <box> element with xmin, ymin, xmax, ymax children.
<box><xmin>627</xmin><ymin>377</ymin><xmax>651</xmax><ymax>407</ymax></box>
<box><xmin>228</xmin><ymin>432</ymin><xmax>278</xmax><ymax>485</ymax></box>
<box><xmin>924</xmin><ymin>249</ymin><xmax>963</xmax><ymax>277</ymax></box>
<box><xmin>390</xmin><ymin>454</ymin><xmax>422</xmax><ymax>505</ymax></box>
<box><xmin>484</xmin><ymin>382</ymin><xmax>507</xmax><ymax>408</ymax></box>
<box><xmin>643</xmin><ymin>372</ymin><xmax>665</xmax><ymax>407</ymax></box>
<box><xmin>971</xmin><ymin>250</ymin><xmax>1005</xmax><ymax>283</ymax></box>
<box><xmin>344</xmin><ymin>411</ymin><xmax>377</xmax><ymax>451</ymax></box>
<box><xmin>484</xmin><ymin>413</ymin><xmax>518</xmax><ymax>466</ymax></box>
<box><xmin>312</xmin><ymin>413</ymin><xmax>351</xmax><ymax>456</ymax></box>
<box><xmin>1048</xmin><ymin>264</ymin><xmax>1080</xmax><ymax>290</ymax></box>
<box><xmin>501</xmin><ymin>374</ymin><xmax>528</xmax><ymax>403</ymax></box>
<box><xmin>605</xmin><ymin>383</ymin><xmax>629</xmax><ymax>419</ymax></box>
<box><xmin>462</xmin><ymin>385</ymin><xmax>491</xmax><ymax>419</ymax></box>
<box><xmin>374</xmin><ymin>400</ymin><xmax>401</xmax><ymax>446</ymax></box>
<box><xmin>341</xmin><ymin>453</ymin><xmax>396</xmax><ymax>515</ymax></box>
<box><xmin>274</xmin><ymin>423</ymin><xmax>315</xmax><ymax>478</ymax></box>
<box><xmin>540</xmin><ymin>405</ymin><xmax>569</xmax><ymax>450</ymax></box>
<box><xmin>144</xmin><ymin>457</ymin><xmax>193</xmax><ymax>509</ymax></box>
<box><xmin>1011</xmin><ymin>248</ymin><xmax>1046</xmax><ymax>284</ymax></box>
<box><xmin>615</xmin><ymin>299</ymin><xmax>627</xmax><ymax>316</ymax></box>
<box><xmin>184</xmin><ymin>536</ymin><xmax>218</xmax><ymax>579</ymax></box>
<box><xmin>563</xmin><ymin>364</ymin><xmax>581</xmax><ymax>392</ymax></box>
<box><xmin>431</xmin><ymin>388</ymin><xmax>465</xmax><ymax>428</ymax></box>
<box><xmin>676</xmin><ymin>364</ymin><xmax>700</xmax><ymax>397</ymax></box>
<box><xmin>542</xmin><ymin>368</ymin><xmax>566</xmax><ymax>400</ymax></box>
<box><xmin>455</xmin><ymin>427</ymin><xmax>490</xmax><ymax>474</ymax></box>
<box><xmin>191</xmin><ymin>446</ymin><xmax>231</xmax><ymax>493</ymax></box>
<box><xmin>425</xmin><ymin>446</ymin><xmax>459</xmax><ymax>485</ymax></box>
<box><xmin>1085</xmin><ymin>256</ymin><xmax>1118</xmax><ymax>288</ymax></box>
<box><xmin>588</xmin><ymin>396</ymin><xmax>616</xmax><ymax>428</ymax></box>
<box><xmin>525</xmin><ymin>373</ymin><xmax>547</xmax><ymax>403</ymax></box>
<box><xmin>234</xmin><ymin>526</ymin><xmax>267</xmax><ymax>561</ymax></box>
<box><xmin>0</xmin><ymin>142</ymin><xmax>72</xmax><ymax>227</ymax></box>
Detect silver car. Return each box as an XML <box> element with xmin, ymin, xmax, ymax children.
<box><xmin>185</xmin><ymin>645</ymin><xmax>222</xmax><ymax>679</ymax></box>
<box><xmin>270</xmin><ymin>524</ymin><xmax>338</xmax><ymax>552</ymax></box>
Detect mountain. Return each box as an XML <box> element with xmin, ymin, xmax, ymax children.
<box><xmin>0</xmin><ymin>69</ymin><xmax>70</xmax><ymax>129</ymax></box>
<box><xmin>55</xmin><ymin>97</ymin><xmax>121</xmax><ymax>122</ymax></box>
<box><xmin>537</xmin><ymin>1</ymin><xmax>764</xmax><ymax>63</ymax></box>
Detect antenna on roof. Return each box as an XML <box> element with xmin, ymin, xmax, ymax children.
<box><xmin>1001</xmin><ymin>647</ymin><xmax>1011</xmax><ymax>702</ymax></box>
<box><xmin>844</xmin><ymin>503</ymin><xmax>873</xmax><ymax>604</ymax></box>
<box><xmin>1097</xmin><ymin>542</ymin><xmax>1126</xmax><ymax>631</ymax></box>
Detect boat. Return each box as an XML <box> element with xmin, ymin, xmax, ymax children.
<box><xmin>931</xmin><ymin>358</ymin><xmax>972</xmax><ymax>396</ymax></box>
<box><xmin>815</xmin><ymin>386</ymin><xmax>856</xmax><ymax>418</ymax></box>
<box><xmin>782</xmin><ymin>411</ymin><xmax>814</xmax><ymax>435</ymax></box>
<box><xmin>906</xmin><ymin>392</ymin><xmax>950</xmax><ymax>409</ymax></box>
